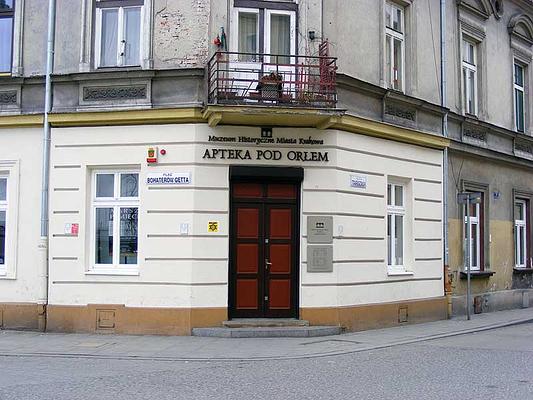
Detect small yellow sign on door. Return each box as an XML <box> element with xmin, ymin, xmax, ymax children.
<box><xmin>208</xmin><ymin>221</ymin><xmax>219</xmax><ymax>233</ymax></box>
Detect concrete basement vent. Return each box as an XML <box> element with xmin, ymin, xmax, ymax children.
<box><xmin>96</xmin><ymin>309</ymin><xmax>116</xmax><ymax>330</ymax></box>
<box><xmin>398</xmin><ymin>306</ymin><xmax>408</xmax><ymax>323</ymax></box>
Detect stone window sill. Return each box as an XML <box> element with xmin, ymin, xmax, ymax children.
<box><xmin>460</xmin><ymin>270</ymin><xmax>495</xmax><ymax>279</ymax></box>
<box><xmin>513</xmin><ymin>267</ymin><xmax>533</xmax><ymax>274</ymax></box>
<box><xmin>86</xmin><ymin>268</ymin><xmax>139</xmax><ymax>277</ymax></box>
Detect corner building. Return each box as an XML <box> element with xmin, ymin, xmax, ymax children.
<box><xmin>0</xmin><ymin>0</ymin><xmax>453</xmax><ymax>334</ymax></box>
<box><xmin>47</xmin><ymin>120</ymin><xmax>447</xmax><ymax>334</ymax></box>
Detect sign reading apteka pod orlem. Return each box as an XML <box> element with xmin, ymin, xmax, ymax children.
<box><xmin>146</xmin><ymin>172</ymin><xmax>191</xmax><ymax>186</ymax></box>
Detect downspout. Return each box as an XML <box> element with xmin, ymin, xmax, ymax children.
<box><xmin>440</xmin><ymin>0</ymin><xmax>451</xmax><ymax>318</ymax></box>
<box><xmin>38</xmin><ymin>0</ymin><xmax>56</xmax><ymax>332</ymax></box>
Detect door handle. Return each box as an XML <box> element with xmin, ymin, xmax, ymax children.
<box><xmin>265</xmin><ymin>260</ymin><xmax>272</xmax><ymax>270</ymax></box>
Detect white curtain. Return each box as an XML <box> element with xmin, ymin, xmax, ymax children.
<box><xmin>270</xmin><ymin>14</ymin><xmax>290</xmax><ymax>64</ymax></box>
<box><xmin>101</xmin><ymin>9</ymin><xmax>118</xmax><ymax>67</ymax></box>
<box><xmin>238</xmin><ymin>12</ymin><xmax>257</xmax><ymax>62</ymax></box>
<box><xmin>124</xmin><ymin>7</ymin><xmax>141</xmax><ymax>66</ymax></box>
<box><xmin>0</xmin><ymin>18</ymin><xmax>13</xmax><ymax>72</ymax></box>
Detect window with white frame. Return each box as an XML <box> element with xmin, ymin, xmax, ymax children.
<box><xmin>95</xmin><ymin>0</ymin><xmax>143</xmax><ymax>68</ymax></box>
<box><xmin>387</xmin><ymin>183</ymin><xmax>404</xmax><ymax>270</ymax></box>
<box><xmin>464</xmin><ymin>195</ymin><xmax>483</xmax><ymax>271</ymax></box>
<box><xmin>515</xmin><ymin>199</ymin><xmax>529</xmax><ymax>268</ymax></box>
<box><xmin>385</xmin><ymin>2</ymin><xmax>405</xmax><ymax>91</ymax></box>
<box><xmin>514</xmin><ymin>62</ymin><xmax>525</xmax><ymax>133</ymax></box>
<box><xmin>0</xmin><ymin>0</ymin><xmax>14</xmax><ymax>73</ymax></box>
<box><xmin>0</xmin><ymin>176</ymin><xmax>7</xmax><ymax>269</ymax></box>
<box><xmin>462</xmin><ymin>39</ymin><xmax>478</xmax><ymax>115</ymax></box>
<box><xmin>92</xmin><ymin>171</ymin><xmax>139</xmax><ymax>271</ymax></box>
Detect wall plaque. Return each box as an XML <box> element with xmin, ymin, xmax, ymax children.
<box><xmin>307</xmin><ymin>216</ymin><xmax>333</xmax><ymax>244</ymax></box>
<box><xmin>307</xmin><ymin>245</ymin><xmax>333</xmax><ymax>273</ymax></box>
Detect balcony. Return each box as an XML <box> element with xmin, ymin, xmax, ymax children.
<box><xmin>207</xmin><ymin>52</ymin><xmax>337</xmax><ymax>109</ymax></box>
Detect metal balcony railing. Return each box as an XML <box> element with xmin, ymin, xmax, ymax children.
<box><xmin>207</xmin><ymin>52</ymin><xmax>337</xmax><ymax>108</ymax></box>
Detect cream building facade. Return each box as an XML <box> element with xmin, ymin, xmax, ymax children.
<box><xmin>1</xmin><ymin>0</ymin><xmax>530</xmax><ymax>334</ymax></box>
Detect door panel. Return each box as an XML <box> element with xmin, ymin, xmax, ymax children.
<box><xmin>269</xmin><ymin>208</ymin><xmax>292</xmax><ymax>239</ymax></box>
<box><xmin>237</xmin><ymin>208</ymin><xmax>259</xmax><ymax>238</ymax></box>
<box><xmin>269</xmin><ymin>244</ymin><xmax>291</xmax><ymax>274</ymax></box>
<box><xmin>268</xmin><ymin>279</ymin><xmax>291</xmax><ymax>310</ymax></box>
<box><xmin>236</xmin><ymin>243</ymin><xmax>259</xmax><ymax>274</ymax></box>
<box><xmin>230</xmin><ymin>182</ymin><xmax>298</xmax><ymax>319</ymax></box>
<box><xmin>236</xmin><ymin>280</ymin><xmax>259</xmax><ymax>309</ymax></box>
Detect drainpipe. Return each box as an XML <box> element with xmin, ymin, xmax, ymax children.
<box><xmin>38</xmin><ymin>0</ymin><xmax>56</xmax><ymax>332</ymax></box>
<box><xmin>440</xmin><ymin>0</ymin><xmax>451</xmax><ymax>318</ymax></box>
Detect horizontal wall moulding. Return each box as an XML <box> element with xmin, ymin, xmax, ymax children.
<box><xmin>144</xmin><ymin>257</ymin><xmax>228</xmax><ymax>262</ymax></box>
<box><xmin>302</xmin><ymin>276</ymin><xmax>442</xmax><ymax>287</ymax></box>
<box><xmin>52</xmin><ymin>281</ymin><xmax>228</xmax><ymax>286</ymax></box>
<box><xmin>147</xmin><ymin>234</ymin><xmax>229</xmax><ymax>239</ymax></box>
<box><xmin>414</xmin><ymin>178</ymin><xmax>442</xmax><ymax>184</ymax></box>
<box><xmin>303</xmin><ymin>211</ymin><xmax>385</xmax><ymax>219</ymax></box>
<box><xmin>146</xmin><ymin>210</ymin><xmax>229</xmax><ymax>215</ymax></box>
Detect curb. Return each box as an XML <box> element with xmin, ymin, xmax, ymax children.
<box><xmin>0</xmin><ymin>316</ymin><xmax>531</xmax><ymax>363</ymax></box>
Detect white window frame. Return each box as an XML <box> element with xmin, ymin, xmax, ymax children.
<box><xmin>462</xmin><ymin>39</ymin><xmax>478</xmax><ymax>116</ymax></box>
<box><xmin>94</xmin><ymin>2</ymin><xmax>144</xmax><ymax>68</ymax></box>
<box><xmin>264</xmin><ymin>9</ymin><xmax>296</xmax><ymax>64</ymax></box>
<box><xmin>385</xmin><ymin>1</ymin><xmax>405</xmax><ymax>92</ymax></box>
<box><xmin>387</xmin><ymin>183</ymin><xmax>405</xmax><ymax>273</ymax></box>
<box><xmin>231</xmin><ymin>7</ymin><xmax>260</xmax><ymax>62</ymax></box>
<box><xmin>90</xmin><ymin>170</ymin><xmax>140</xmax><ymax>275</ymax></box>
<box><xmin>0</xmin><ymin>175</ymin><xmax>7</xmax><ymax>274</ymax></box>
<box><xmin>515</xmin><ymin>199</ymin><xmax>528</xmax><ymax>269</ymax></box>
<box><xmin>465</xmin><ymin>202</ymin><xmax>481</xmax><ymax>271</ymax></box>
<box><xmin>514</xmin><ymin>61</ymin><xmax>526</xmax><ymax>133</ymax></box>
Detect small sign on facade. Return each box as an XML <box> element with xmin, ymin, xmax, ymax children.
<box><xmin>350</xmin><ymin>175</ymin><xmax>367</xmax><ymax>189</ymax></box>
<box><xmin>64</xmin><ymin>223</ymin><xmax>79</xmax><ymax>236</ymax></box>
<box><xmin>146</xmin><ymin>172</ymin><xmax>191</xmax><ymax>186</ymax></box>
<box><xmin>307</xmin><ymin>245</ymin><xmax>333</xmax><ymax>273</ymax></box>
<box><xmin>147</xmin><ymin>147</ymin><xmax>158</xmax><ymax>164</ymax></box>
<box><xmin>307</xmin><ymin>216</ymin><xmax>333</xmax><ymax>244</ymax></box>
<box><xmin>208</xmin><ymin>221</ymin><xmax>219</xmax><ymax>233</ymax></box>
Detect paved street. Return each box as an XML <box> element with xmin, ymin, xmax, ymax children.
<box><xmin>0</xmin><ymin>316</ymin><xmax>532</xmax><ymax>399</ymax></box>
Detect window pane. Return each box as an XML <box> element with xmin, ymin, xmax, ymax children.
<box><xmin>467</xmin><ymin>70</ymin><xmax>475</xmax><ymax>114</ymax></box>
<box><xmin>387</xmin><ymin>184</ymin><xmax>392</xmax><ymax>206</ymax></box>
<box><xmin>124</xmin><ymin>7</ymin><xmax>141</xmax><ymax>66</ymax></box>
<box><xmin>0</xmin><ymin>210</ymin><xmax>5</xmax><ymax>265</ymax></box>
<box><xmin>120</xmin><ymin>207</ymin><xmax>138</xmax><ymax>265</ymax></box>
<box><xmin>0</xmin><ymin>17</ymin><xmax>13</xmax><ymax>73</ymax></box>
<box><xmin>120</xmin><ymin>173</ymin><xmax>138</xmax><ymax>197</ymax></box>
<box><xmin>463</xmin><ymin>41</ymin><xmax>474</xmax><ymax>64</ymax></box>
<box><xmin>516</xmin><ymin>202</ymin><xmax>524</xmax><ymax>221</ymax></box>
<box><xmin>0</xmin><ymin>0</ymin><xmax>14</xmax><ymax>10</ymax></box>
<box><xmin>238</xmin><ymin>12</ymin><xmax>258</xmax><ymax>61</ymax></box>
<box><xmin>387</xmin><ymin>214</ymin><xmax>392</xmax><ymax>265</ymax></box>
<box><xmin>393</xmin><ymin>7</ymin><xmax>402</xmax><ymax>33</ymax></box>
<box><xmin>514</xmin><ymin>226</ymin><xmax>520</xmax><ymax>265</ymax></box>
<box><xmin>270</xmin><ymin>14</ymin><xmax>291</xmax><ymax>64</ymax></box>
<box><xmin>471</xmin><ymin>223</ymin><xmax>478</xmax><ymax>268</ymax></box>
<box><xmin>394</xmin><ymin>215</ymin><xmax>403</xmax><ymax>266</ymax></box>
<box><xmin>95</xmin><ymin>208</ymin><xmax>114</xmax><ymax>264</ymax></box>
<box><xmin>519</xmin><ymin>226</ymin><xmax>526</xmax><ymax>266</ymax></box>
<box><xmin>394</xmin><ymin>185</ymin><xmax>403</xmax><ymax>207</ymax></box>
<box><xmin>515</xmin><ymin>64</ymin><xmax>524</xmax><ymax>87</ymax></box>
<box><xmin>393</xmin><ymin>38</ymin><xmax>402</xmax><ymax>90</ymax></box>
<box><xmin>515</xmin><ymin>89</ymin><xmax>524</xmax><ymax>132</ymax></box>
<box><xmin>386</xmin><ymin>35</ymin><xmax>392</xmax><ymax>88</ymax></box>
<box><xmin>0</xmin><ymin>178</ymin><xmax>6</xmax><ymax>201</ymax></box>
<box><xmin>100</xmin><ymin>9</ymin><xmax>119</xmax><ymax>66</ymax></box>
<box><xmin>385</xmin><ymin>4</ymin><xmax>392</xmax><ymax>29</ymax></box>
<box><xmin>96</xmin><ymin>174</ymin><xmax>115</xmax><ymax>197</ymax></box>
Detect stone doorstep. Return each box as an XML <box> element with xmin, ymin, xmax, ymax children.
<box><xmin>192</xmin><ymin>325</ymin><xmax>342</xmax><ymax>338</ymax></box>
<box><xmin>222</xmin><ymin>319</ymin><xmax>310</xmax><ymax>328</ymax></box>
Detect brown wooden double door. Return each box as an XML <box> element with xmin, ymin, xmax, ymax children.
<box><xmin>229</xmin><ymin>181</ymin><xmax>300</xmax><ymax>319</ymax></box>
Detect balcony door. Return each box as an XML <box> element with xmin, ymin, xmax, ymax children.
<box><xmin>229</xmin><ymin>6</ymin><xmax>296</xmax><ymax>100</ymax></box>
